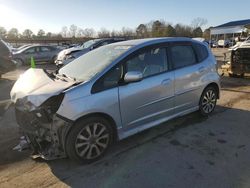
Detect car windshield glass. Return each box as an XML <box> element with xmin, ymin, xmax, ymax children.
<box><xmin>59</xmin><ymin>45</ymin><xmax>132</xmax><ymax>81</ymax></box>
<box><xmin>82</xmin><ymin>39</ymin><xmax>102</xmax><ymax>49</ymax></box>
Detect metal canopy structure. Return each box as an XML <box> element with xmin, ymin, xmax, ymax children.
<box><xmin>210</xmin><ymin>19</ymin><xmax>250</xmax><ymax>35</ymax></box>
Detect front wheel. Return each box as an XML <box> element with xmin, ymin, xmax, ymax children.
<box><xmin>66</xmin><ymin>117</ymin><xmax>113</xmax><ymax>163</ymax></box>
<box><xmin>199</xmin><ymin>87</ymin><xmax>218</xmax><ymax>116</ymax></box>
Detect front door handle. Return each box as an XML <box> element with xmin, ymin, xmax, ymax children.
<box><xmin>161</xmin><ymin>78</ymin><xmax>171</xmax><ymax>86</ymax></box>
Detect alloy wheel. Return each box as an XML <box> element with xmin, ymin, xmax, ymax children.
<box><xmin>75</xmin><ymin>122</ymin><xmax>110</xmax><ymax>159</ymax></box>
<box><xmin>201</xmin><ymin>89</ymin><xmax>216</xmax><ymax>114</ymax></box>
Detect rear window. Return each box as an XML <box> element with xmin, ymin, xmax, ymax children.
<box><xmin>193</xmin><ymin>43</ymin><xmax>208</xmax><ymax>62</ymax></box>
<box><xmin>170</xmin><ymin>45</ymin><xmax>196</xmax><ymax>69</ymax></box>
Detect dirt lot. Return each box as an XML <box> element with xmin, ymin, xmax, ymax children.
<box><xmin>0</xmin><ymin>50</ymin><xmax>250</xmax><ymax>188</ymax></box>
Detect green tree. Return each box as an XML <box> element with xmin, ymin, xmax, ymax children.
<box><xmin>164</xmin><ymin>25</ymin><xmax>176</xmax><ymax>37</ymax></box>
<box><xmin>203</xmin><ymin>27</ymin><xmax>211</xmax><ymax>39</ymax></box>
<box><xmin>0</xmin><ymin>26</ymin><xmax>7</xmax><ymax>38</ymax></box>
<box><xmin>22</xmin><ymin>29</ymin><xmax>33</xmax><ymax>39</ymax></box>
<box><xmin>151</xmin><ymin>20</ymin><xmax>165</xmax><ymax>37</ymax></box>
<box><xmin>37</xmin><ymin>29</ymin><xmax>45</xmax><ymax>37</ymax></box>
<box><xmin>7</xmin><ymin>28</ymin><xmax>19</xmax><ymax>39</ymax></box>
<box><xmin>136</xmin><ymin>24</ymin><xmax>148</xmax><ymax>38</ymax></box>
<box><xmin>192</xmin><ymin>27</ymin><xmax>203</xmax><ymax>37</ymax></box>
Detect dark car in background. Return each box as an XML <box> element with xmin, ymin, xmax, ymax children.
<box><xmin>55</xmin><ymin>38</ymin><xmax>125</xmax><ymax>67</ymax></box>
<box><xmin>12</xmin><ymin>45</ymin><xmax>61</xmax><ymax>66</ymax></box>
<box><xmin>0</xmin><ymin>39</ymin><xmax>16</xmax><ymax>77</ymax></box>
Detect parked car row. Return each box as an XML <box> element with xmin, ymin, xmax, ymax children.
<box><xmin>0</xmin><ymin>39</ymin><xmax>16</xmax><ymax>77</ymax></box>
<box><xmin>11</xmin><ymin>37</ymin><xmax>220</xmax><ymax>163</ymax></box>
<box><xmin>211</xmin><ymin>39</ymin><xmax>236</xmax><ymax>48</ymax></box>
<box><xmin>0</xmin><ymin>38</ymin><xmax>126</xmax><ymax>74</ymax></box>
<box><xmin>55</xmin><ymin>38</ymin><xmax>125</xmax><ymax>67</ymax></box>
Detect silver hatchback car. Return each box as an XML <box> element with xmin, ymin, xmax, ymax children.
<box><xmin>11</xmin><ymin>38</ymin><xmax>220</xmax><ymax>163</ymax></box>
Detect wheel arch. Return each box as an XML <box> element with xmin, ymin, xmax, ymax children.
<box><xmin>204</xmin><ymin>82</ymin><xmax>220</xmax><ymax>99</ymax></box>
<box><xmin>66</xmin><ymin>112</ymin><xmax>118</xmax><ymax>143</ymax></box>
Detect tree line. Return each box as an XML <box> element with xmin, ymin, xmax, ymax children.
<box><xmin>0</xmin><ymin>18</ymin><xmax>210</xmax><ymax>40</ymax></box>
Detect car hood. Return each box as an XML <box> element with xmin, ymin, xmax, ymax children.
<box><xmin>10</xmin><ymin>68</ymin><xmax>76</xmax><ymax>107</ymax></box>
<box><xmin>65</xmin><ymin>46</ymin><xmax>85</xmax><ymax>55</ymax></box>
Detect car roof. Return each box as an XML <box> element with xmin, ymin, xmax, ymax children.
<box><xmin>109</xmin><ymin>37</ymin><xmax>193</xmax><ymax>47</ymax></box>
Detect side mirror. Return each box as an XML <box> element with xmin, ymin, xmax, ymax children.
<box><xmin>124</xmin><ymin>71</ymin><xmax>143</xmax><ymax>83</ymax></box>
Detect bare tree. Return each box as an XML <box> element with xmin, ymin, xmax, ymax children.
<box><xmin>76</xmin><ymin>28</ymin><xmax>85</xmax><ymax>38</ymax></box>
<box><xmin>61</xmin><ymin>26</ymin><xmax>68</xmax><ymax>38</ymax></box>
<box><xmin>98</xmin><ymin>28</ymin><xmax>110</xmax><ymax>38</ymax></box>
<box><xmin>69</xmin><ymin>24</ymin><xmax>78</xmax><ymax>37</ymax></box>
<box><xmin>191</xmin><ymin>17</ymin><xmax>208</xmax><ymax>29</ymax></box>
<box><xmin>121</xmin><ymin>27</ymin><xmax>134</xmax><ymax>38</ymax></box>
<box><xmin>83</xmin><ymin>28</ymin><xmax>95</xmax><ymax>38</ymax></box>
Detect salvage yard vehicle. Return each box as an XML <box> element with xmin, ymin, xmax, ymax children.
<box><xmin>0</xmin><ymin>39</ymin><xmax>16</xmax><ymax>77</ymax></box>
<box><xmin>225</xmin><ymin>45</ymin><xmax>250</xmax><ymax>77</ymax></box>
<box><xmin>12</xmin><ymin>45</ymin><xmax>61</xmax><ymax>66</ymax></box>
<box><xmin>11</xmin><ymin>38</ymin><xmax>220</xmax><ymax>163</ymax></box>
<box><xmin>55</xmin><ymin>38</ymin><xmax>125</xmax><ymax>67</ymax></box>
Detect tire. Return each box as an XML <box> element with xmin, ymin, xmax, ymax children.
<box><xmin>65</xmin><ymin>116</ymin><xmax>114</xmax><ymax>163</ymax></box>
<box><xmin>199</xmin><ymin>86</ymin><xmax>218</xmax><ymax>116</ymax></box>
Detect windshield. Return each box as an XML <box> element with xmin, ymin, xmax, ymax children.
<box><xmin>59</xmin><ymin>45</ymin><xmax>132</xmax><ymax>81</ymax></box>
<box><xmin>82</xmin><ymin>39</ymin><xmax>102</xmax><ymax>49</ymax></box>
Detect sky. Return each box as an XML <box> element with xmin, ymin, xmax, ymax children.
<box><xmin>0</xmin><ymin>0</ymin><xmax>250</xmax><ymax>34</ymax></box>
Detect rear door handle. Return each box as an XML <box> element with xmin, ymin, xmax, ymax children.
<box><xmin>161</xmin><ymin>78</ymin><xmax>171</xmax><ymax>86</ymax></box>
<box><xmin>198</xmin><ymin>66</ymin><xmax>205</xmax><ymax>73</ymax></box>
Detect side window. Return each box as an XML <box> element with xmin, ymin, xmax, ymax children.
<box><xmin>126</xmin><ymin>48</ymin><xmax>168</xmax><ymax>78</ymax></box>
<box><xmin>170</xmin><ymin>45</ymin><xmax>197</xmax><ymax>69</ymax></box>
<box><xmin>40</xmin><ymin>46</ymin><xmax>51</xmax><ymax>52</ymax></box>
<box><xmin>25</xmin><ymin>47</ymin><xmax>36</xmax><ymax>54</ymax></box>
<box><xmin>92</xmin><ymin>65</ymin><xmax>123</xmax><ymax>93</ymax></box>
<box><xmin>193</xmin><ymin>43</ymin><xmax>208</xmax><ymax>62</ymax></box>
<box><xmin>96</xmin><ymin>41</ymin><xmax>111</xmax><ymax>48</ymax></box>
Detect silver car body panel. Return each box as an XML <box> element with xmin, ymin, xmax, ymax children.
<box><xmin>10</xmin><ymin>68</ymin><xmax>76</xmax><ymax>107</ymax></box>
<box><xmin>12</xmin><ymin>38</ymin><xmax>220</xmax><ymax>150</ymax></box>
<box><xmin>56</xmin><ymin>38</ymin><xmax>220</xmax><ymax>140</ymax></box>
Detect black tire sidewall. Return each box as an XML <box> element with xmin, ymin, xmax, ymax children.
<box><xmin>65</xmin><ymin>116</ymin><xmax>114</xmax><ymax>163</ymax></box>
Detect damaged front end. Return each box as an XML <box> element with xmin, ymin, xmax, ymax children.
<box><xmin>14</xmin><ymin>93</ymin><xmax>72</xmax><ymax>160</ymax></box>
<box><xmin>10</xmin><ymin>68</ymin><xmax>79</xmax><ymax>160</ymax></box>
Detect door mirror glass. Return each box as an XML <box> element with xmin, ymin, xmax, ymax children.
<box><xmin>124</xmin><ymin>71</ymin><xmax>143</xmax><ymax>83</ymax></box>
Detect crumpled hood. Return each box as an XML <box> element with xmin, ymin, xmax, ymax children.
<box><xmin>57</xmin><ymin>46</ymin><xmax>85</xmax><ymax>60</ymax></box>
<box><xmin>10</xmin><ymin>68</ymin><xmax>75</xmax><ymax>107</ymax></box>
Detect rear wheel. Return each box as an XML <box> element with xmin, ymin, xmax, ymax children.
<box><xmin>199</xmin><ymin>86</ymin><xmax>218</xmax><ymax>116</ymax></box>
<box><xmin>66</xmin><ymin>117</ymin><xmax>113</xmax><ymax>163</ymax></box>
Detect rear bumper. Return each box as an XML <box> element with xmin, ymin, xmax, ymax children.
<box><xmin>15</xmin><ymin>108</ymin><xmax>72</xmax><ymax>160</ymax></box>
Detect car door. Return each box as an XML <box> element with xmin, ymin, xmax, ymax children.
<box><xmin>169</xmin><ymin>42</ymin><xmax>207</xmax><ymax>113</ymax></box>
<box><xmin>118</xmin><ymin>45</ymin><xmax>175</xmax><ymax>130</ymax></box>
<box><xmin>38</xmin><ymin>46</ymin><xmax>52</xmax><ymax>62</ymax></box>
<box><xmin>23</xmin><ymin>47</ymin><xmax>39</xmax><ymax>62</ymax></box>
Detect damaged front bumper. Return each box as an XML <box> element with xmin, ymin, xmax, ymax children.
<box><xmin>15</xmin><ymin>108</ymin><xmax>72</xmax><ymax>160</ymax></box>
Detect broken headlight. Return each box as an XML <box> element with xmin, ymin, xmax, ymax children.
<box><xmin>36</xmin><ymin>93</ymin><xmax>65</xmax><ymax>123</ymax></box>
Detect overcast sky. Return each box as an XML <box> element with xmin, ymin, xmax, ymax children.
<box><xmin>0</xmin><ymin>0</ymin><xmax>249</xmax><ymax>33</ymax></box>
